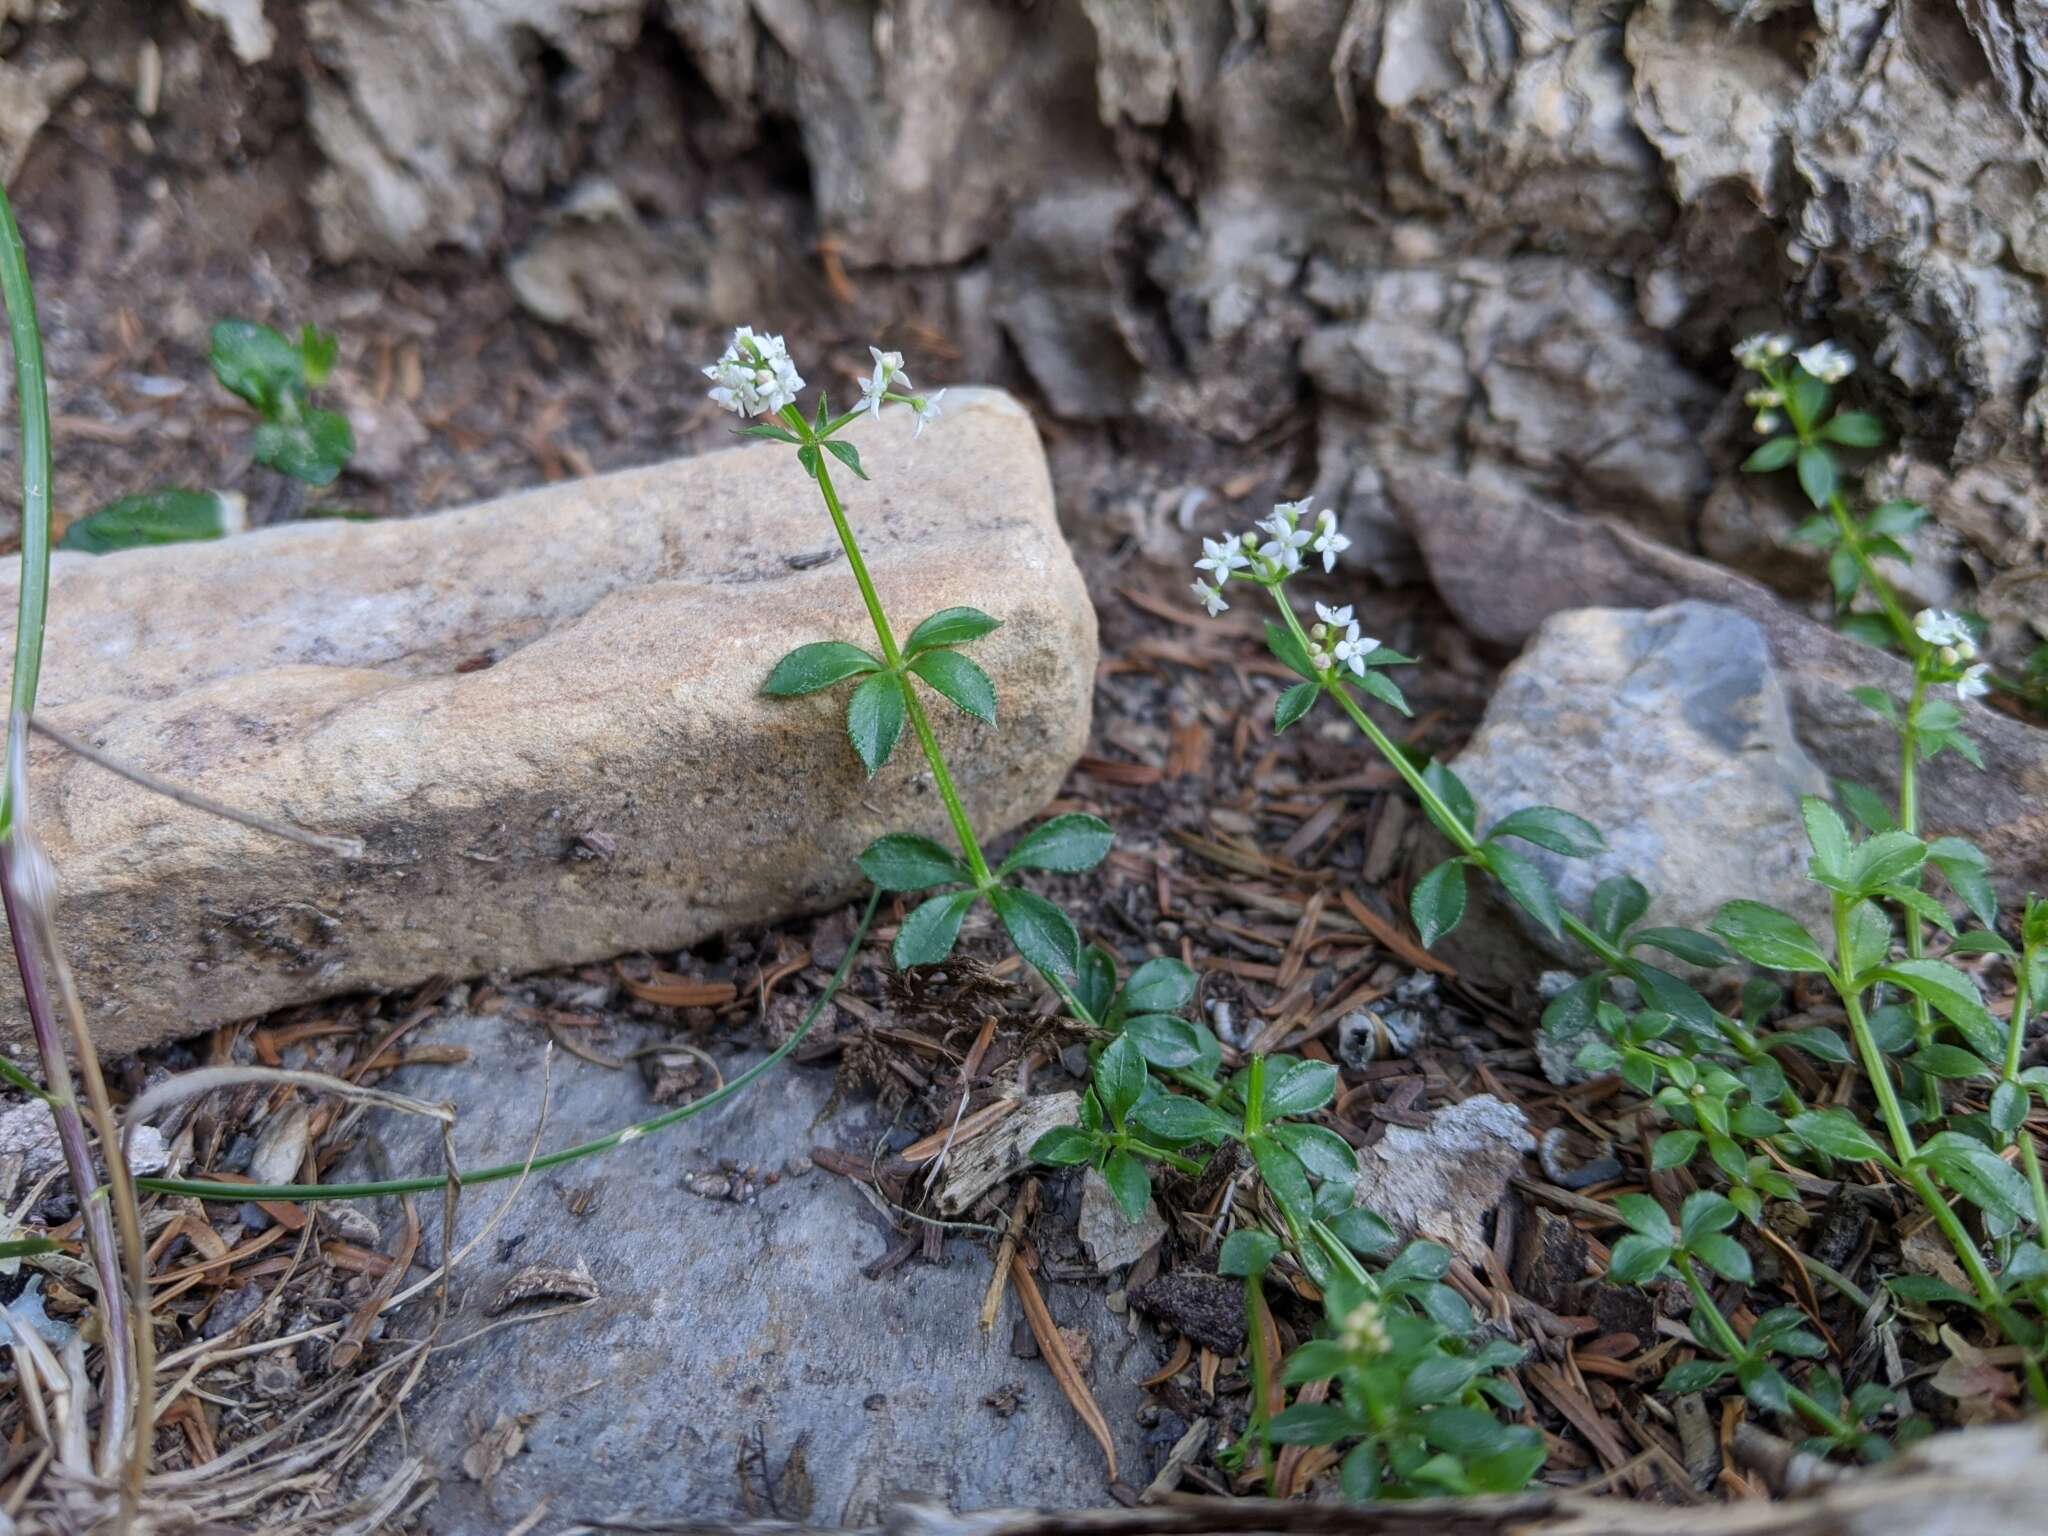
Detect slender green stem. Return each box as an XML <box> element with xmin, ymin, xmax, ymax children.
<box><xmin>2002</xmin><ymin>942</ymin><xmax>2034</xmax><ymax>1098</ymax></box>
<box><xmin>1270</xmin><ymin>589</ymin><xmax>1774</xmax><ymax>1071</ymax></box>
<box><xmin>0</xmin><ymin>188</ymin><xmax>48</xmax><ymax>840</ymax></box>
<box><xmin>1127</xmin><ymin>1139</ymin><xmax>1205</xmax><ymax>1176</ymax></box>
<box><xmin>137</xmin><ymin>893</ymin><xmax>879</xmax><ymax>1203</ymax></box>
<box><xmin>1830</xmin><ymin>900</ymin><xmax>2048</xmax><ymax>1402</ymax></box>
<box><xmin>786</xmin><ymin>406</ymin><xmax>995</xmax><ymax>887</ymax></box>
<box><xmin>1674</xmin><ymin>1252</ymin><xmax>1857</xmax><ymax>1442</ymax></box>
<box><xmin>1893</xmin><ymin>673</ymin><xmax>1940</xmax><ymax>1114</ymax></box>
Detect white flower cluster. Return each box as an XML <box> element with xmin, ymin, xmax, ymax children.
<box><xmin>1734</xmin><ymin>331</ymin><xmax>1856</xmax><ymax>387</ymax></box>
<box><xmin>1338</xmin><ymin>1294</ymin><xmax>1389</xmax><ymax>1358</ymax></box>
<box><xmin>703</xmin><ymin>326</ymin><xmax>805</xmax><ymax>417</ymax></box>
<box><xmin>1188</xmin><ymin>499</ymin><xmax>1351</xmax><ymax>616</ymax></box>
<box><xmin>1733</xmin><ymin>332</ymin><xmax>1793</xmax><ymax>371</ymax></box>
<box><xmin>1914</xmin><ymin>609</ymin><xmax>1990</xmax><ymax>699</ymax></box>
<box><xmin>1310</xmin><ymin>601</ymin><xmax>1380</xmax><ymax>678</ymax></box>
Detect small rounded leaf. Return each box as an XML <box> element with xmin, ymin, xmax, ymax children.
<box><xmin>908</xmin><ymin>648</ymin><xmax>997</xmax><ymax>724</ymax></box>
<box><xmin>857</xmin><ymin>833</ymin><xmax>969</xmax><ymax>892</ymax></box>
<box><xmin>905</xmin><ymin>606</ymin><xmax>1001</xmax><ymax>654</ymax></box>
<box><xmin>892</xmin><ymin>890</ymin><xmax>978</xmax><ymax>968</ymax></box>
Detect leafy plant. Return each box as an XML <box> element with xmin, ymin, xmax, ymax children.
<box><xmin>62</xmin><ymin>318</ymin><xmax>353</xmax><ymax>554</ymax></box>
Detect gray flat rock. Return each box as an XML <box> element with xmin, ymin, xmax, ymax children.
<box><xmin>345</xmin><ymin>1010</ymin><xmax>1159</xmax><ymax>1528</ymax></box>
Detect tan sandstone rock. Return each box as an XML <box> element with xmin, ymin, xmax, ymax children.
<box><xmin>0</xmin><ymin>388</ymin><xmax>1095</xmax><ymax>1054</ymax></box>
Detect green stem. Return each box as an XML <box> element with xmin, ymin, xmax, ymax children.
<box><xmin>1675</xmin><ymin>1252</ymin><xmax>1857</xmax><ymax>1443</ymax></box>
<box><xmin>1269</xmin><ymin>590</ymin><xmax>1774</xmax><ymax>1072</ymax></box>
<box><xmin>137</xmin><ymin>893</ymin><xmax>879</xmax><ymax>1202</ymax></box>
<box><xmin>786</xmin><ymin>407</ymin><xmax>995</xmax><ymax>888</ymax></box>
<box><xmin>1831</xmin><ymin>900</ymin><xmax>2048</xmax><ymax>1403</ymax></box>
<box><xmin>1894</xmin><ymin>672</ymin><xmax>1940</xmax><ymax>1115</ymax></box>
<box><xmin>0</xmin><ymin>186</ymin><xmax>48</xmax><ymax>839</ymax></box>
<box><xmin>1126</xmin><ymin>1139</ymin><xmax>1205</xmax><ymax>1176</ymax></box>
<box><xmin>2003</xmin><ymin>942</ymin><xmax>2034</xmax><ymax>1098</ymax></box>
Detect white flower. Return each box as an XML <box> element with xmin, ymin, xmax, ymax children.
<box><xmin>1914</xmin><ymin>609</ymin><xmax>1969</xmax><ymax>648</ymax></box>
<box><xmin>1190</xmin><ymin>579</ymin><xmax>1228</xmax><ymax>617</ymax></box>
<box><xmin>860</xmin><ymin>347</ymin><xmax>910</xmax><ymax>421</ymax></box>
<box><xmin>1795</xmin><ymin>340</ymin><xmax>1855</xmax><ymax>384</ymax></box>
<box><xmin>911</xmin><ymin>390</ymin><xmax>945</xmax><ymax>438</ymax></box>
<box><xmin>1753</xmin><ymin>410</ymin><xmax>1782</xmax><ymax>435</ymax></box>
<box><xmin>1332</xmin><ymin>625</ymin><xmax>1380</xmax><ymax>678</ymax></box>
<box><xmin>1310</xmin><ymin>509</ymin><xmax>1351</xmax><ymax>572</ymax></box>
<box><xmin>1196</xmin><ymin>535</ymin><xmax>1249</xmax><ymax>580</ymax></box>
<box><xmin>1314</xmin><ymin>602</ymin><xmax>1354</xmax><ymax>628</ymax></box>
<box><xmin>703</xmin><ymin>326</ymin><xmax>805</xmax><ymax>417</ymax></box>
<box><xmin>1956</xmin><ymin>663</ymin><xmax>1990</xmax><ymax>701</ymax></box>
<box><xmin>1734</xmin><ymin>331</ymin><xmax>1793</xmax><ymax>370</ymax></box>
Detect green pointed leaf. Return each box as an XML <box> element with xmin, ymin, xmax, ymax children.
<box><xmin>1076</xmin><ymin>945</ymin><xmax>1117</xmax><ymax>1022</ymax></box>
<box><xmin>762</xmin><ymin>641</ymin><xmax>882</xmax><ymax>696</ymax></box>
<box><xmin>1690</xmin><ymin>1232</ymin><xmax>1754</xmax><ymax>1284</ymax></box>
<box><xmin>1031</xmin><ymin>1125</ymin><xmax>1097</xmax><ymax>1166</ymax></box>
<box><xmin>210</xmin><ymin>318</ymin><xmax>306</xmax><ymax>408</ymax></box>
<box><xmin>1264</xmin><ymin>1059</ymin><xmax>1338</xmax><ymax>1118</ymax></box>
<box><xmin>1541</xmin><ymin>972</ymin><xmax>1603</xmax><ymax>1038</ymax></box>
<box><xmin>1802</xmin><ymin>796</ymin><xmax>1853</xmax><ymax>882</ymax></box>
<box><xmin>1268</xmin><ymin>1122</ymin><xmax>1358</xmax><ymax>1183</ymax></box>
<box><xmin>253</xmin><ymin>408</ymin><xmax>355</xmax><ymax>486</ymax></box>
<box><xmin>1121</xmin><ymin>1013</ymin><xmax>1203</xmax><ymax>1069</ymax></box>
<box><xmin>1274</xmin><ymin>680</ymin><xmax>1318</xmax><ymax>732</ymax></box>
<box><xmin>1353</xmin><ymin>668</ymin><xmax>1412</xmax><ymax>716</ymax></box>
<box><xmin>1102</xmin><ymin>1149</ymin><xmax>1152</xmax><ymax>1221</ymax></box>
<box><xmin>1927</xmin><ymin>836</ymin><xmax>1997</xmax><ymax>929</ymax></box>
<box><xmin>822</xmin><ymin>437</ymin><xmax>868</xmax><ymax>480</ymax></box>
<box><xmin>1874</xmin><ymin>961</ymin><xmax>2002</xmax><ymax>1060</ymax></box>
<box><xmin>1132</xmin><ymin>1094</ymin><xmax>1236</xmax><ymax>1144</ymax></box>
<box><xmin>997</xmin><ymin>813</ymin><xmax>1113</xmax><ymax>876</ymax></box>
<box><xmin>1652</xmin><ymin>1130</ymin><xmax>1701</xmax><ymax>1170</ymax></box>
<box><xmin>1249</xmin><ymin>1133</ymin><xmax>1313</xmax><ymax>1221</ymax></box>
<box><xmin>858</xmin><ymin>833</ymin><xmax>970</xmax><ymax>893</ymax></box>
<box><xmin>989</xmin><ymin>885</ymin><xmax>1080</xmax><ymax>980</ymax></box>
<box><xmin>1788</xmin><ymin>1109</ymin><xmax>1890</xmax><ymax>1165</ymax></box>
<box><xmin>1484</xmin><ymin>842</ymin><xmax>1561</xmax><ymax>939</ymax></box>
<box><xmin>60</xmin><ymin>488</ymin><xmax>244</xmax><ymax>554</ymax></box>
<box><xmin>1630</xmin><ymin>927</ymin><xmax>1733</xmax><ymax>968</ymax></box>
<box><xmin>1116</xmin><ymin>958</ymin><xmax>1197</xmax><ymax>1019</ymax></box>
<box><xmin>1409</xmin><ymin>859</ymin><xmax>1467</xmax><ymax>947</ymax></box>
<box><xmin>908</xmin><ymin>649</ymin><xmax>997</xmax><ymax>724</ymax></box>
<box><xmin>736</xmin><ymin>422</ymin><xmax>801</xmax><ymax>444</ymax></box>
<box><xmin>1485</xmin><ymin>805</ymin><xmax>1605</xmax><ymax>858</ymax></box>
<box><xmin>1820</xmin><ymin>410</ymin><xmax>1886</xmax><ymax>447</ymax></box>
<box><xmin>1591</xmin><ymin>876</ymin><xmax>1650</xmax><ymax>942</ymax></box>
<box><xmin>1836</xmin><ymin>779</ymin><xmax>1897</xmax><ymax>834</ymax></box>
<box><xmin>1095</xmin><ymin>1033</ymin><xmax>1147</xmax><ymax>1125</ymax></box>
<box><xmin>1327</xmin><ymin>1206</ymin><xmax>1398</xmax><ymax>1256</ymax></box>
<box><xmin>1679</xmin><ymin>1190</ymin><xmax>1739</xmax><ymax>1245</ymax></box>
<box><xmin>1920</xmin><ymin>1132</ymin><xmax>2029</xmax><ymax>1224</ymax></box>
<box><xmin>1219</xmin><ymin>1229</ymin><xmax>1280</xmax><ymax>1278</ymax></box>
<box><xmin>1615</xmin><ymin>1192</ymin><xmax>1675</xmax><ymax>1243</ymax></box>
<box><xmin>1710</xmin><ymin>901</ymin><xmax>1830</xmax><ymax>972</ymax></box>
<box><xmin>904</xmin><ymin>606</ymin><xmax>1001</xmax><ymax>654</ymax></box>
<box><xmin>893</xmin><ymin>889</ymin><xmax>978</xmax><ymax>966</ymax></box>
<box><xmin>1608</xmin><ymin>1234</ymin><xmax>1674</xmax><ymax>1286</ymax></box>
<box><xmin>1742</xmin><ymin>436</ymin><xmax>1798</xmax><ymax>472</ymax></box>
<box><xmin>797</xmin><ymin>443</ymin><xmax>822</xmax><ymax>479</ymax></box>
<box><xmin>1848</xmin><ymin>830</ymin><xmax>1928</xmax><ymax>893</ymax></box>
<box><xmin>1265</xmin><ymin>620</ymin><xmax>1316</xmax><ymax>680</ymax></box>
<box><xmin>846</xmin><ymin>673</ymin><xmax>907</xmax><ymax>776</ymax></box>
<box><xmin>1663</xmin><ymin>1359</ymin><xmax>1732</xmax><ymax>1393</ymax></box>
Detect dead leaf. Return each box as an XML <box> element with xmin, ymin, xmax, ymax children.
<box><xmin>462</xmin><ymin>1411</ymin><xmax>532</xmax><ymax>1482</ymax></box>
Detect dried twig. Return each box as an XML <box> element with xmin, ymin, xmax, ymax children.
<box><xmin>1010</xmin><ymin>1246</ymin><xmax>1117</xmax><ymax>1479</ymax></box>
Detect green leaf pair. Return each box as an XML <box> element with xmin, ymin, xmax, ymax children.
<box><xmin>211</xmin><ymin>319</ymin><xmax>353</xmax><ymax>486</ymax></box>
<box><xmin>764</xmin><ymin>606</ymin><xmax>1003</xmax><ymax>778</ymax></box>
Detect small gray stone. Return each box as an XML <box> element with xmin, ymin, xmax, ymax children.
<box><xmin>1077</xmin><ymin>1167</ymin><xmax>1167</xmax><ymax>1275</ymax></box>
<box><xmin>1443</xmin><ymin>601</ymin><xmax>1828</xmax><ymax>985</ymax></box>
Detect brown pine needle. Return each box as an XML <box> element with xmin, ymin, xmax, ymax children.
<box><xmin>1010</xmin><ymin>1246</ymin><xmax>1117</xmax><ymax>1479</ymax></box>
